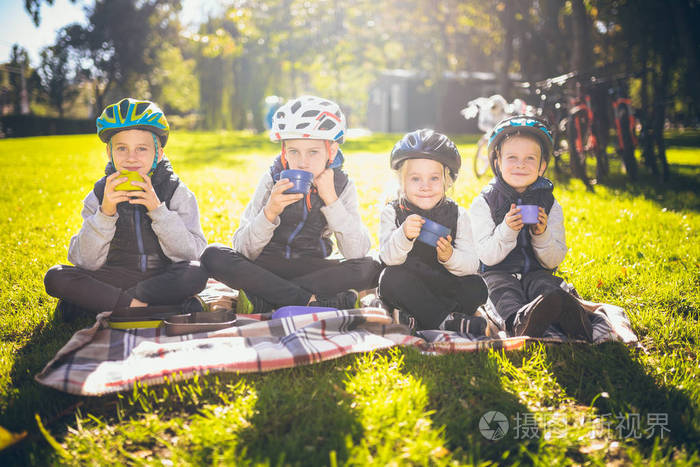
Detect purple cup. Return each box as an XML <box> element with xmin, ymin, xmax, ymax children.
<box><xmin>280</xmin><ymin>169</ymin><xmax>313</xmax><ymax>194</ymax></box>
<box><xmin>517</xmin><ymin>204</ymin><xmax>540</xmax><ymax>224</ymax></box>
<box><xmin>416</xmin><ymin>218</ymin><xmax>451</xmax><ymax>247</ymax></box>
<box><xmin>271</xmin><ymin>305</ymin><xmax>336</xmax><ymax>319</ymax></box>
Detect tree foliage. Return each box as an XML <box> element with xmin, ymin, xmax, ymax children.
<box><xmin>14</xmin><ymin>0</ymin><xmax>699</xmax><ymax>176</ymax></box>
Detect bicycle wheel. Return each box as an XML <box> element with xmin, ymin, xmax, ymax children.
<box><xmin>566</xmin><ymin>114</ymin><xmax>594</xmax><ymax>191</ymax></box>
<box><xmin>474</xmin><ymin>138</ymin><xmax>490</xmax><ymax>178</ymax></box>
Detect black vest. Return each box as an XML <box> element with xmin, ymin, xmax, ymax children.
<box><xmin>391</xmin><ymin>197</ymin><xmax>459</xmax><ymax>270</ymax></box>
<box><xmin>94</xmin><ymin>159</ymin><xmax>180</xmax><ymax>271</ymax></box>
<box><xmin>480</xmin><ymin>176</ymin><xmax>555</xmax><ymax>274</ymax></box>
<box><xmin>263</xmin><ymin>154</ymin><xmax>349</xmax><ymax>259</ymax></box>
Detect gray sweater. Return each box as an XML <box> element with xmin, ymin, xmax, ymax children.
<box><xmin>67</xmin><ymin>183</ymin><xmax>207</xmax><ymax>270</ymax></box>
<box><xmin>232</xmin><ymin>170</ymin><xmax>372</xmax><ymax>261</ymax></box>
<box><xmin>379</xmin><ymin>203</ymin><xmax>480</xmax><ymax>276</ymax></box>
<box><xmin>469</xmin><ymin>195</ymin><xmax>567</xmax><ymax>270</ymax></box>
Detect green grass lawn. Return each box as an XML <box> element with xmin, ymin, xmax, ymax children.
<box><xmin>0</xmin><ymin>130</ymin><xmax>698</xmax><ymax>465</ymax></box>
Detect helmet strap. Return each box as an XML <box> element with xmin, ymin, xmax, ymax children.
<box><xmin>325</xmin><ymin>140</ymin><xmax>331</xmax><ymax>166</ymax></box>
<box><xmin>150</xmin><ymin>133</ymin><xmax>158</xmax><ymax>176</ymax></box>
<box><xmin>280</xmin><ymin>141</ymin><xmax>288</xmax><ymax>168</ymax></box>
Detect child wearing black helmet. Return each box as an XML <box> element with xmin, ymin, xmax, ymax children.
<box><xmin>378</xmin><ymin>129</ymin><xmax>488</xmax><ymax>335</ymax></box>
<box><xmin>44</xmin><ymin>98</ymin><xmax>209</xmax><ymax>321</ymax></box>
<box><xmin>470</xmin><ymin>116</ymin><xmax>593</xmax><ymax>340</ymax></box>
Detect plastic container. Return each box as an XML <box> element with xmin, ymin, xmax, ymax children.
<box><xmin>114</xmin><ymin>170</ymin><xmax>144</xmax><ymax>191</ymax></box>
<box><xmin>280</xmin><ymin>169</ymin><xmax>314</xmax><ymax>194</ymax></box>
<box><xmin>416</xmin><ymin>218</ymin><xmax>451</xmax><ymax>247</ymax></box>
<box><xmin>517</xmin><ymin>204</ymin><xmax>540</xmax><ymax>224</ymax></box>
<box><xmin>271</xmin><ymin>305</ymin><xmax>336</xmax><ymax>319</ymax></box>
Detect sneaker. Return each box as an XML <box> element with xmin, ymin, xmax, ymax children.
<box><xmin>513</xmin><ymin>291</ymin><xmax>563</xmax><ymax>337</ymax></box>
<box><xmin>440</xmin><ymin>312</ymin><xmax>487</xmax><ymax>336</ymax></box>
<box><xmin>394</xmin><ymin>310</ymin><xmax>417</xmax><ymax>332</ymax></box>
<box><xmin>235</xmin><ymin>290</ymin><xmax>274</xmax><ymax>314</ymax></box>
<box><xmin>182</xmin><ymin>295</ymin><xmax>208</xmax><ymax>315</ymax></box>
<box><xmin>309</xmin><ymin>289</ymin><xmax>359</xmax><ymax>310</ymax></box>
<box><xmin>557</xmin><ymin>289</ymin><xmax>594</xmax><ymax>341</ymax></box>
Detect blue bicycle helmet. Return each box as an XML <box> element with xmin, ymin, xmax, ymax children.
<box><xmin>390</xmin><ymin>129</ymin><xmax>461</xmax><ymax>180</ymax></box>
<box><xmin>96</xmin><ymin>98</ymin><xmax>170</xmax><ymax>147</ymax></box>
<box><xmin>487</xmin><ymin>116</ymin><xmax>554</xmax><ymax>170</ymax></box>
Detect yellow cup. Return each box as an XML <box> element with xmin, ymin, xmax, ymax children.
<box><xmin>114</xmin><ymin>170</ymin><xmax>144</xmax><ymax>191</ymax></box>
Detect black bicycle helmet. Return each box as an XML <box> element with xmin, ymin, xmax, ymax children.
<box><xmin>390</xmin><ymin>129</ymin><xmax>461</xmax><ymax>180</ymax></box>
<box><xmin>487</xmin><ymin>116</ymin><xmax>554</xmax><ymax>174</ymax></box>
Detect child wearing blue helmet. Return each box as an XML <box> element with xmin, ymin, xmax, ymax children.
<box><xmin>44</xmin><ymin>98</ymin><xmax>209</xmax><ymax>321</ymax></box>
<box><xmin>378</xmin><ymin>129</ymin><xmax>488</xmax><ymax>335</ymax></box>
<box><xmin>470</xmin><ymin>116</ymin><xmax>593</xmax><ymax>340</ymax></box>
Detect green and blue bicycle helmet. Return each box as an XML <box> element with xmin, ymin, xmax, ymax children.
<box><xmin>487</xmin><ymin>116</ymin><xmax>554</xmax><ymax>173</ymax></box>
<box><xmin>390</xmin><ymin>129</ymin><xmax>462</xmax><ymax>180</ymax></box>
<box><xmin>96</xmin><ymin>98</ymin><xmax>170</xmax><ymax>147</ymax></box>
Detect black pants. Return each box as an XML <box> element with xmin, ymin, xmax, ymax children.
<box><xmin>44</xmin><ymin>261</ymin><xmax>209</xmax><ymax>312</ymax></box>
<box><xmin>200</xmin><ymin>244</ymin><xmax>382</xmax><ymax>308</ymax></box>
<box><xmin>378</xmin><ymin>258</ymin><xmax>488</xmax><ymax>330</ymax></box>
<box><xmin>482</xmin><ymin>269</ymin><xmax>564</xmax><ymax>324</ymax></box>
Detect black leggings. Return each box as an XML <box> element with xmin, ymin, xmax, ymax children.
<box><xmin>200</xmin><ymin>244</ymin><xmax>382</xmax><ymax>307</ymax></box>
<box><xmin>378</xmin><ymin>258</ymin><xmax>488</xmax><ymax>330</ymax></box>
<box><xmin>44</xmin><ymin>261</ymin><xmax>209</xmax><ymax>312</ymax></box>
<box><xmin>482</xmin><ymin>269</ymin><xmax>564</xmax><ymax>323</ymax></box>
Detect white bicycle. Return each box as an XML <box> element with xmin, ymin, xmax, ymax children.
<box><xmin>461</xmin><ymin>95</ymin><xmax>528</xmax><ymax>178</ymax></box>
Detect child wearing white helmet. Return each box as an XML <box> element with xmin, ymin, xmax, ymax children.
<box><xmin>44</xmin><ymin>98</ymin><xmax>209</xmax><ymax>321</ymax></box>
<box><xmin>378</xmin><ymin>129</ymin><xmax>488</xmax><ymax>335</ymax></box>
<box><xmin>201</xmin><ymin>95</ymin><xmax>381</xmax><ymax>313</ymax></box>
<box><xmin>470</xmin><ymin>116</ymin><xmax>593</xmax><ymax>340</ymax></box>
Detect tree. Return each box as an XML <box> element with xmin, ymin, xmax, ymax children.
<box><xmin>61</xmin><ymin>0</ymin><xmax>183</xmax><ymax>115</ymax></box>
<box><xmin>38</xmin><ymin>34</ymin><xmax>79</xmax><ymax>117</ymax></box>
<box><xmin>8</xmin><ymin>45</ymin><xmax>31</xmax><ymax>115</ymax></box>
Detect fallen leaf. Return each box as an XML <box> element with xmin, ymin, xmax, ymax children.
<box><xmin>0</xmin><ymin>425</ymin><xmax>27</xmax><ymax>451</ymax></box>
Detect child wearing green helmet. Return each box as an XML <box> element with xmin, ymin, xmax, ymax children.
<box><xmin>44</xmin><ymin>98</ymin><xmax>209</xmax><ymax>321</ymax></box>
<box><xmin>378</xmin><ymin>129</ymin><xmax>489</xmax><ymax>335</ymax></box>
<box><xmin>469</xmin><ymin>115</ymin><xmax>593</xmax><ymax>340</ymax></box>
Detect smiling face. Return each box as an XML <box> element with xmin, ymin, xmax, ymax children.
<box><xmin>108</xmin><ymin>129</ymin><xmax>163</xmax><ymax>176</ymax></box>
<box><xmin>284</xmin><ymin>139</ymin><xmax>339</xmax><ymax>178</ymax></box>
<box><xmin>496</xmin><ymin>134</ymin><xmax>546</xmax><ymax>193</ymax></box>
<box><xmin>401</xmin><ymin>158</ymin><xmax>446</xmax><ymax>210</ymax></box>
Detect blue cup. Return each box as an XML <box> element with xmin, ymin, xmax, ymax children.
<box><xmin>517</xmin><ymin>204</ymin><xmax>539</xmax><ymax>224</ymax></box>
<box><xmin>280</xmin><ymin>169</ymin><xmax>314</xmax><ymax>194</ymax></box>
<box><xmin>416</xmin><ymin>218</ymin><xmax>451</xmax><ymax>247</ymax></box>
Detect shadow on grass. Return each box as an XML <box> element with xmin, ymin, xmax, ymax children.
<box><xmin>234</xmin><ymin>355</ymin><xmax>363</xmax><ymax>466</ymax></box>
<box><xmin>401</xmin><ymin>347</ymin><xmax>538</xmax><ymax>464</ymax></box>
<box><xmin>0</xmin><ymin>314</ymin><xmax>92</xmax><ymax>465</ymax></box>
<box><xmin>546</xmin><ymin>342</ymin><xmax>700</xmax><ymax>455</ymax></box>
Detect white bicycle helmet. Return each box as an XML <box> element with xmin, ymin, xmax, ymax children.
<box><xmin>270</xmin><ymin>95</ymin><xmax>346</xmax><ymax>143</ymax></box>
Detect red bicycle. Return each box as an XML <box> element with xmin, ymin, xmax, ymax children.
<box><xmin>609</xmin><ymin>82</ymin><xmax>639</xmax><ymax>180</ymax></box>
<box><xmin>566</xmin><ymin>82</ymin><xmax>598</xmax><ymax>190</ymax></box>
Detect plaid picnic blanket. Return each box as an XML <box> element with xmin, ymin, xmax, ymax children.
<box><xmin>35</xmin><ymin>282</ymin><xmax>638</xmax><ymax>396</ymax></box>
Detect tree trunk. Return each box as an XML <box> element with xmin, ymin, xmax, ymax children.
<box><xmin>638</xmin><ymin>37</ymin><xmax>658</xmax><ymax>175</ymax></box>
<box><xmin>669</xmin><ymin>0</ymin><xmax>700</xmax><ymax>121</ymax></box>
<box><xmin>498</xmin><ymin>2</ymin><xmax>515</xmax><ymax>99</ymax></box>
<box><xmin>570</xmin><ymin>0</ymin><xmax>592</xmax><ymax>74</ymax></box>
<box><xmin>652</xmin><ymin>55</ymin><xmax>671</xmax><ymax>182</ymax></box>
